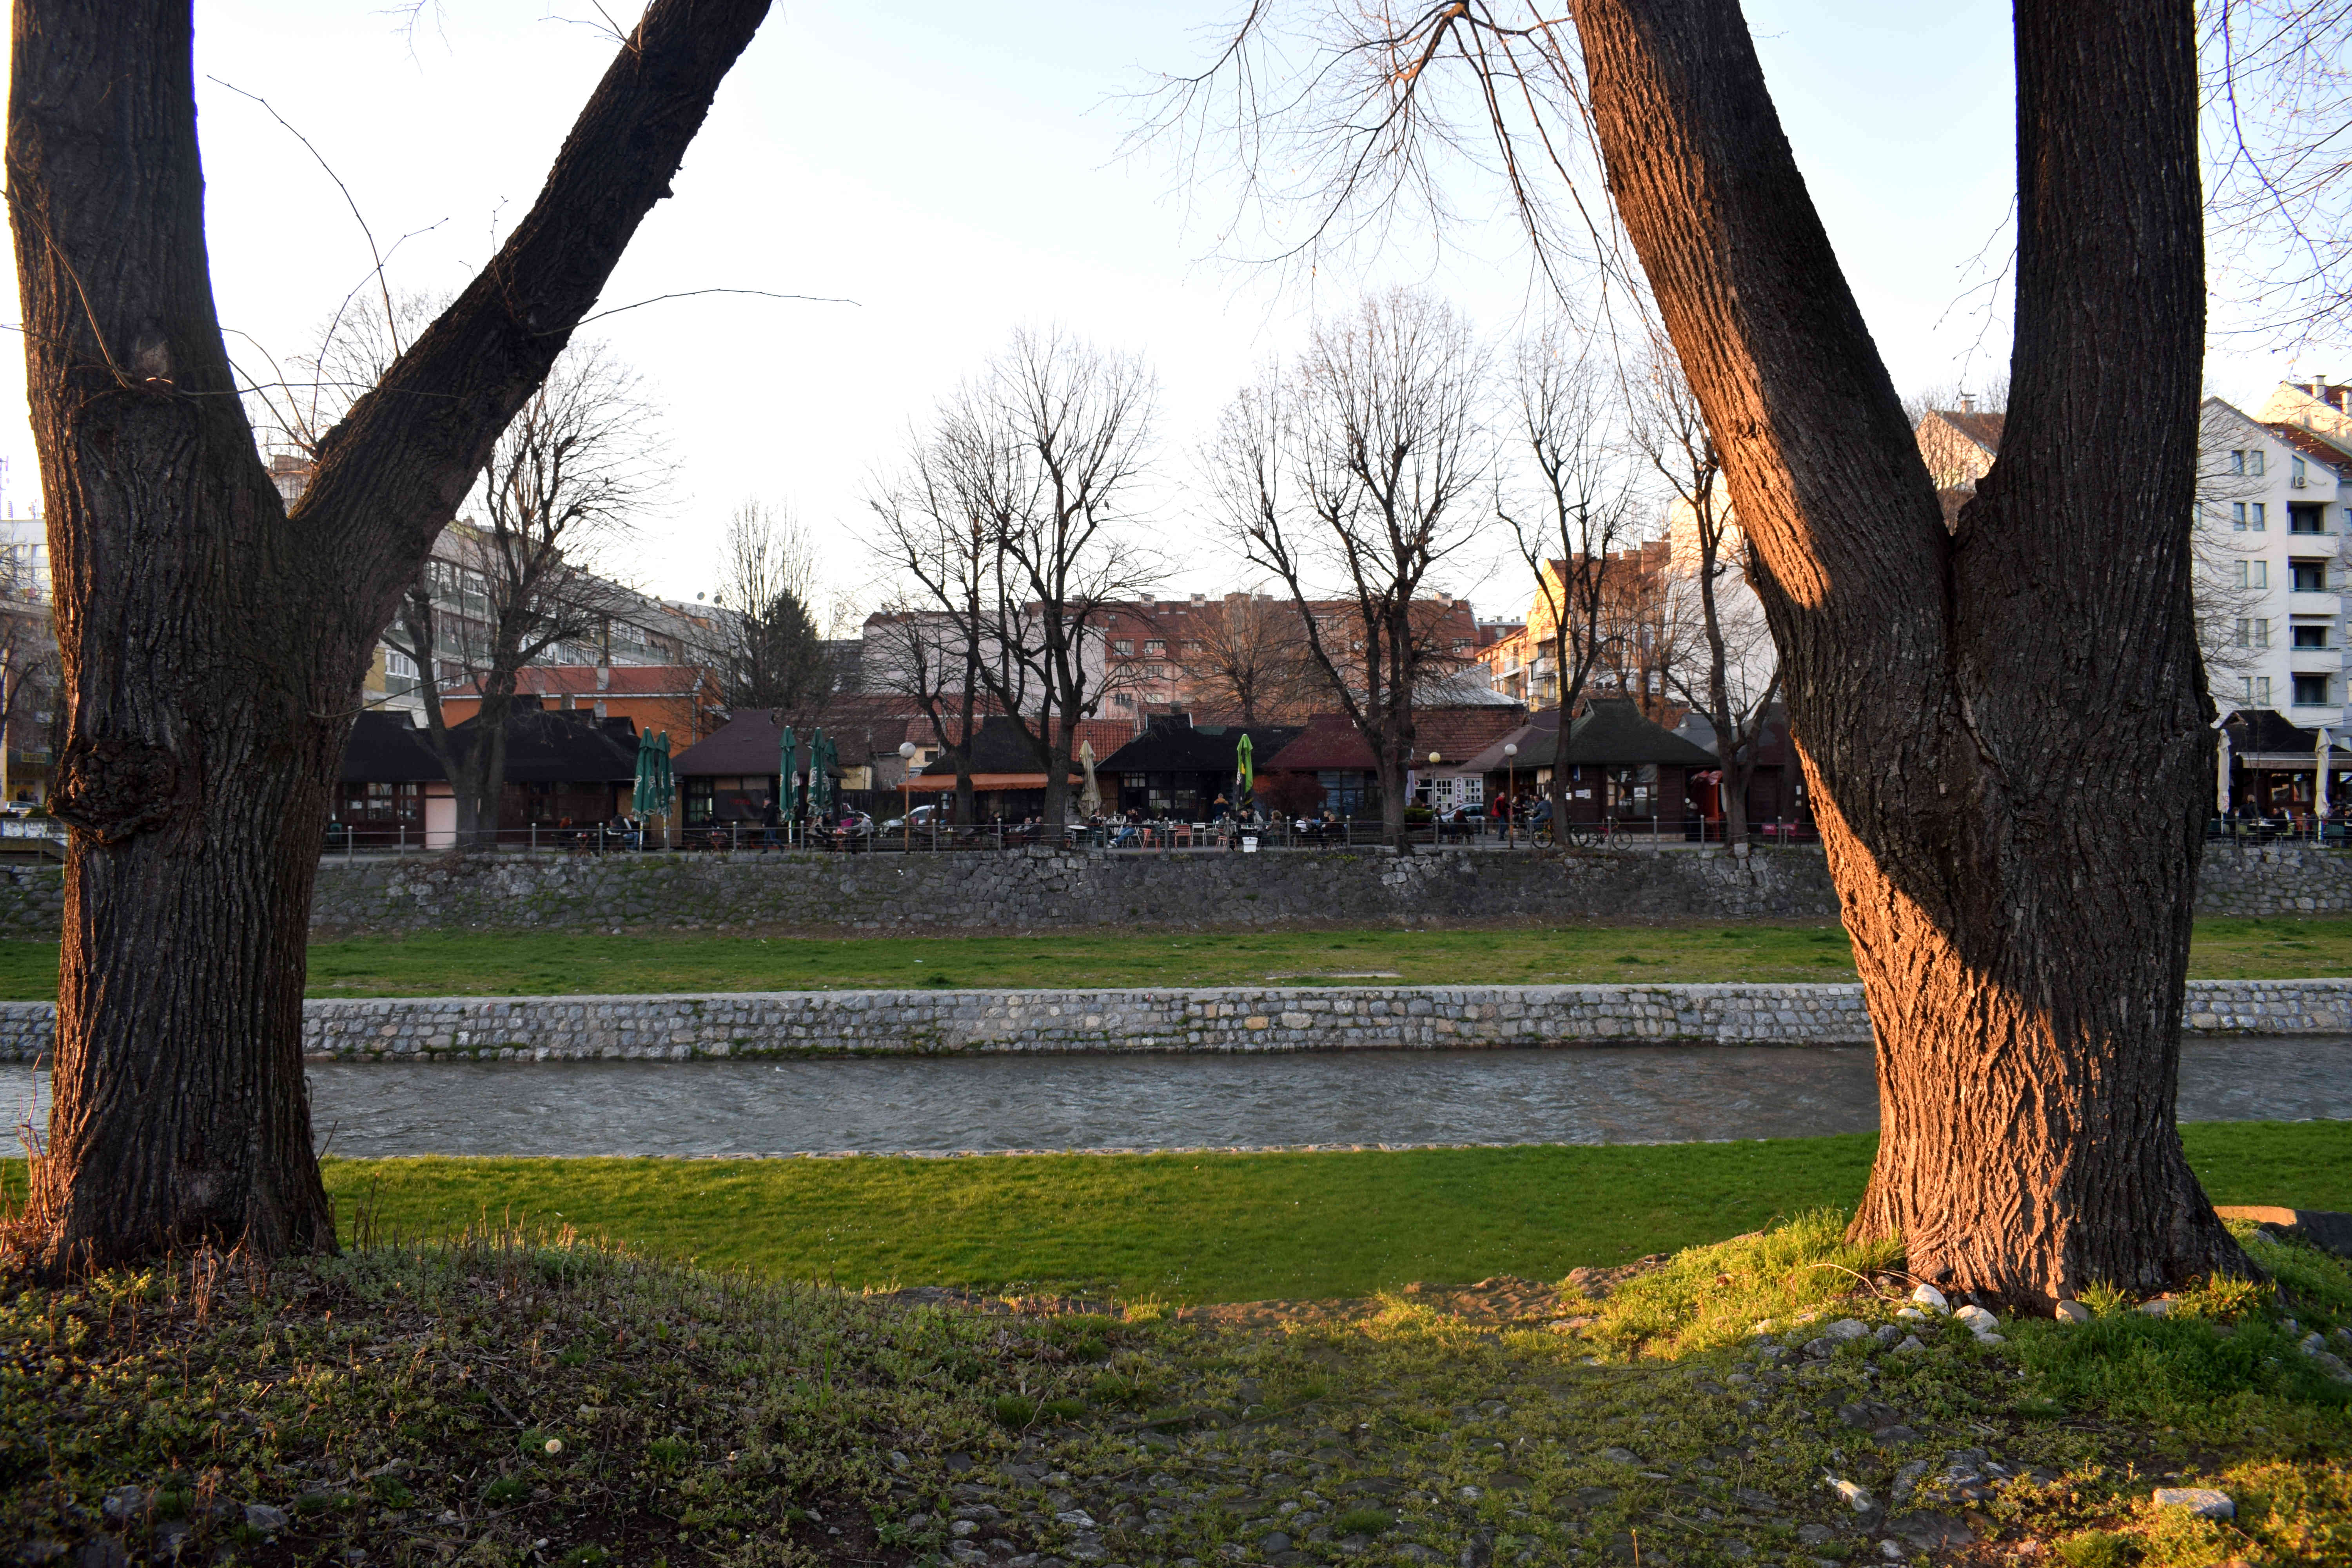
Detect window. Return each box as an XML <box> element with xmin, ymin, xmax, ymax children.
<box><xmin>2252</xmin><ymin>449</ymin><xmax>2267</xmax><ymax>476</ymax></box>
<box><xmin>2235</xmin><ymin>618</ymin><xmax>2270</xmax><ymax>648</ymax></box>
<box><xmin>2252</xmin><ymin>503</ymin><xmax>2268</xmax><ymax>531</ymax></box>
<box><xmin>2294</xmin><ymin>623</ymin><xmax>2330</xmax><ymax>649</ymax></box>
<box><xmin>2294</xmin><ymin>454</ymin><xmax>2310</xmax><ymax>488</ymax></box>
<box><xmin>1143</xmin><ymin>664</ymin><xmax>1165</xmax><ymax>680</ymax></box>
<box><xmin>2230</xmin><ymin>450</ymin><xmax>2246</xmax><ymax>475</ymax></box>
<box><xmin>2292</xmin><ymin>503</ymin><xmax>2329</xmax><ymax>534</ymax></box>
<box><xmin>2233</xmin><ymin>502</ymin><xmax>2247</xmax><ymax>530</ymax></box>
<box><xmin>1112</xmin><ymin>639</ymin><xmax>1132</xmax><ymax>655</ymax></box>
<box><xmin>2295</xmin><ymin>672</ymin><xmax>2332</xmax><ymax>706</ymax></box>
<box><xmin>1143</xmin><ymin>639</ymin><xmax>1165</xmax><ymax>655</ymax></box>
<box><xmin>2237</xmin><ymin>560</ymin><xmax>2270</xmax><ymax>589</ymax></box>
<box><xmin>2292</xmin><ymin>558</ymin><xmax>2330</xmax><ymax>592</ymax></box>
<box><xmin>2246</xmin><ymin>675</ymin><xmax>2274</xmax><ymax>704</ymax></box>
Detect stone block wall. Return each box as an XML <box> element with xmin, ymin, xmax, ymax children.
<box><xmin>0</xmin><ymin>842</ymin><xmax>2339</xmax><ymax>941</ymax></box>
<box><xmin>0</xmin><ymin>978</ymin><xmax>2343</xmax><ymax>1063</ymax></box>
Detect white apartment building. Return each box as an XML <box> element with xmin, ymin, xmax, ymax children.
<box><xmin>2205</xmin><ymin>385</ymin><xmax>2352</xmax><ymax>727</ymax></box>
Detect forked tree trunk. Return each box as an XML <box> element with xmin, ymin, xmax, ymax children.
<box><xmin>1570</xmin><ymin>0</ymin><xmax>2250</xmax><ymax>1304</ymax></box>
<box><xmin>13</xmin><ymin>0</ymin><xmax>768</xmax><ymax>1270</ymax></box>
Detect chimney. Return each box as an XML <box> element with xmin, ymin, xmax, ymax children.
<box><xmin>1958</xmin><ymin>392</ymin><xmax>1975</xmax><ymax>414</ymax></box>
<box><xmin>1191</xmin><ymin>592</ymin><xmax>1205</xmax><ymax>605</ymax></box>
<box><xmin>596</xmin><ymin>664</ymin><xmax>611</xmax><ymax>692</ymax></box>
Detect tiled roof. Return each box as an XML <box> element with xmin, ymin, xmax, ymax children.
<box><xmin>1461</xmin><ymin>700</ymin><xmax>1716</xmax><ymax>770</ymax></box>
<box><xmin>1932</xmin><ymin>410</ymin><xmax>2006</xmax><ymax>453</ymax></box>
<box><xmin>1096</xmin><ymin>717</ymin><xmax>1303</xmax><ymax>773</ymax></box>
<box><xmin>341</xmin><ymin>708</ymin><xmax>643</xmax><ymax>784</ymax></box>
<box><xmin>2264</xmin><ymin>421</ymin><xmax>2352</xmax><ymax>471</ymax></box>
<box><xmin>1265</xmin><ymin>713</ymin><xmax>1376</xmax><ymax>771</ymax></box>
<box><xmin>1414</xmin><ymin>705</ymin><xmax>1526</xmax><ymax>765</ymax></box>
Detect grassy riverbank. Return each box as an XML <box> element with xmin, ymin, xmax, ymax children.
<box><xmin>8</xmin><ymin>1209</ymin><xmax>2348</xmax><ymax>1568</ymax></box>
<box><xmin>311</xmin><ymin>1121</ymin><xmax>2348</xmax><ymax>1304</ymax></box>
<box><xmin>4</xmin><ymin>916</ymin><xmax>2352</xmax><ymax>997</ymax></box>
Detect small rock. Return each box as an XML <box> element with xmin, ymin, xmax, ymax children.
<box><xmin>2055</xmin><ymin>1300</ymin><xmax>2092</xmax><ymax>1324</ymax></box>
<box><xmin>1873</xmin><ymin>1323</ymin><xmax>1903</xmax><ymax>1347</ymax></box>
<box><xmin>1888</xmin><ymin>1511</ymin><xmax>1975</xmax><ymax>1548</ymax></box>
<box><xmin>1598</xmin><ymin>1448</ymin><xmax>1642</xmax><ymax>1466</ymax></box>
<box><xmin>1893</xmin><ymin>1334</ymin><xmax>1926</xmax><ymax>1354</ymax></box>
<box><xmin>2314</xmin><ymin>1350</ymin><xmax>2352</xmax><ymax>1381</ymax></box>
<box><xmin>1802</xmin><ymin>1337</ymin><xmax>1836</xmax><ymax>1359</ymax></box>
<box><xmin>1826</xmin><ymin>1319</ymin><xmax>1871</xmax><ymax>1341</ymax></box>
<box><xmin>243</xmin><ymin>1503</ymin><xmax>290</xmax><ymax>1534</ymax></box>
<box><xmin>2151</xmin><ymin>1486</ymin><xmax>2234</xmax><ymax>1520</ymax></box>
<box><xmin>2137</xmin><ymin>1297</ymin><xmax>2175</xmax><ymax>1317</ymax></box>
<box><xmin>1895</xmin><ymin>1307</ymin><xmax>1926</xmax><ymax>1321</ymax></box>
<box><xmin>1879</xmin><ymin>1543</ymin><xmax>1904</xmax><ymax>1562</ymax></box>
<box><xmin>1953</xmin><ymin>1305</ymin><xmax>1998</xmax><ymax>1333</ymax></box>
<box><xmin>1826</xmin><ymin>1476</ymin><xmax>1874</xmax><ymax>1513</ymax></box>
<box><xmin>1456</xmin><ymin>1486</ymin><xmax>1482</xmax><ymax>1502</ymax></box>
<box><xmin>96</xmin><ymin>1489</ymin><xmax>143</xmax><ymax>1523</ymax></box>
<box><xmin>1259</xmin><ymin>1532</ymin><xmax>1291</xmax><ymax>1554</ymax></box>
<box><xmin>1909</xmin><ymin>1284</ymin><xmax>1949</xmax><ymax>1315</ymax></box>
<box><xmin>1055</xmin><ymin>1511</ymin><xmax>1098</xmax><ymax>1529</ymax></box>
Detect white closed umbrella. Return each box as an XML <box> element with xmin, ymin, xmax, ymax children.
<box><xmin>2216</xmin><ymin>716</ymin><xmax>2233</xmax><ymax>818</ymax></box>
<box><xmin>2318</xmin><ymin>726</ymin><xmax>2333</xmax><ymax>821</ymax></box>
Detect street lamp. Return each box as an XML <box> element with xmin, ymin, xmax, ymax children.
<box><xmin>898</xmin><ymin>741</ymin><xmax>918</xmax><ymax>849</ymax></box>
<box><xmin>1427</xmin><ymin>750</ymin><xmax>1443</xmax><ymax>842</ymax></box>
<box><xmin>1503</xmin><ymin>742</ymin><xmax>1518</xmax><ymax>847</ymax></box>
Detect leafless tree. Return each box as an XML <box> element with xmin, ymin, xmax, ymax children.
<box><xmin>711</xmin><ymin>499</ymin><xmax>834</xmax><ymax>719</ymax></box>
<box><xmin>1207</xmin><ymin>290</ymin><xmax>1488</xmax><ymax>848</ymax></box>
<box><xmin>11</xmin><ymin>0</ymin><xmax>768</xmax><ymax>1269</ymax></box>
<box><xmin>862</xmin><ymin>604</ymin><xmax>986</xmax><ymax>826</ymax></box>
<box><xmin>1496</xmin><ymin>318</ymin><xmax>1641</xmax><ymax>840</ymax></box>
<box><xmin>873</xmin><ymin>329</ymin><xmax>1159</xmax><ymax>833</ymax></box>
<box><xmin>1630</xmin><ymin>349</ymin><xmax>1779</xmax><ymax>845</ymax></box>
<box><xmin>382</xmin><ymin>343</ymin><xmax>662</xmax><ymax>848</ymax></box>
<box><xmin>1174</xmin><ymin>590</ymin><xmax>1328</xmax><ymax>724</ymax></box>
<box><xmin>2202</xmin><ymin>0</ymin><xmax>2352</xmax><ymax>343</ymax></box>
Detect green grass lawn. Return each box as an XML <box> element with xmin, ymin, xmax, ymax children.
<box><xmin>310</xmin><ymin>1120</ymin><xmax>2350</xmax><ymax>1305</ymax></box>
<box><xmin>4</xmin><ymin>915</ymin><xmax>2352</xmax><ymax>998</ymax></box>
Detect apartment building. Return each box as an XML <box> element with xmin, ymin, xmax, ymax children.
<box><xmin>264</xmin><ymin>454</ymin><xmax>720</xmax><ymax>719</ymax></box>
<box><xmin>2205</xmin><ymin>385</ymin><xmax>2352</xmax><ymax>726</ymax></box>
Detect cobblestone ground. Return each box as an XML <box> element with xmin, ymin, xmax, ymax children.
<box><xmin>867</xmin><ymin>1272</ymin><xmax>2220</xmax><ymax>1568</ymax></box>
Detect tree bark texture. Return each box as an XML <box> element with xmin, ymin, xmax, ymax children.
<box><xmin>1568</xmin><ymin>0</ymin><xmax>2250</xmax><ymax>1304</ymax></box>
<box><xmin>11</xmin><ymin>0</ymin><xmax>768</xmax><ymax>1269</ymax></box>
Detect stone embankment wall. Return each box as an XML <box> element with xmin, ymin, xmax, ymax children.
<box><xmin>0</xmin><ymin>978</ymin><xmax>2342</xmax><ymax>1063</ymax></box>
<box><xmin>0</xmin><ymin>842</ymin><xmax>2335</xmax><ymax>940</ymax></box>
<box><xmin>299</xmin><ymin>844</ymin><xmax>1842</xmax><ymax>933</ymax></box>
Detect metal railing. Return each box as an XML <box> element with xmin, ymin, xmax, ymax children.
<box><xmin>313</xmin><ymin>813</ymin><xmax>1825</xmax><ymax>860</ymax></box>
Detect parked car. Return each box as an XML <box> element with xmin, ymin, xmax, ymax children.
<box><xmin>882</xmin><ymin>804</ymin><xmax>947</xmax><ymax>832</ymax></box>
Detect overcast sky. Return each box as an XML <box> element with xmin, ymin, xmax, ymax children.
<box><xmin>0</xmin><ymin>2</ymin><xmax>2328</xmax><ymax>616</ymax></box>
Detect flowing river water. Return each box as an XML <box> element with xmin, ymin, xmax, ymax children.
<box><xmin>7</xmin><ymin>1037</ymin><xmax>2343</xmax><ymax>1158</ymax></box>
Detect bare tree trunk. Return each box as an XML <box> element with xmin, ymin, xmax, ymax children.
<box><xmin>13</xmin><ymin>0</ymin><xmax>767</xmax><ymax>1269</ymax></box>
<box><xmin>1571</xmin><ymin>0</ymin><xmax>2248</xmax><ymax>1303</ymax></box>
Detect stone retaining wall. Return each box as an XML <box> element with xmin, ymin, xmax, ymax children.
<box><xmin>0</xmin><ymin>841</ymin><xmax>2336</xmax><ymax>939</ymax></box>
<box><xmin>0</xmin><ymin>978</ymin><xmax>2343</xmax><ymax>1063</ymax></box>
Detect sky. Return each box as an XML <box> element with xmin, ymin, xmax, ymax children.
<box><xmin>0</xmin><ymin>2</ymin><xmax>2331</xmax><ymax>616</ymax></box>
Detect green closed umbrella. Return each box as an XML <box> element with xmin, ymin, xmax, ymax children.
<box><xmin>1236</xmin><ymin>732</ymin><xmax>1255</xmax><ymax>807</ymax></box>
<box><xmin>653</xmin><ymin>731</ymin><xmax>674</xmax><ymax>815</ymax></box>
<box><xmin>810</xmin><ymin>728</ymin><xmax>836</xmax><ymax>817</ymax></box>
<box><xmin>779</xmin><ymin>724</ymin><xmax>799</xmax><ymax>822</ymax></box>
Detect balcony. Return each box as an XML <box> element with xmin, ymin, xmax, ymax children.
<box><xmin>2289</xmin><ymin>591</ymin><xmax>2342</xmax><ymax>617</ymax></box>
<box><xmin>2291</xmin><ymin>647</ymin><xmax>2345</xmax><ymax>673</ymax></box>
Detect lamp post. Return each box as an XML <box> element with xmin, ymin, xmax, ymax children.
<box><xmin>1427</xmin><ymin>750</ymin><xmax>1442</xmax><ymax>842</ymax></box>
<box><xmin>899</xmin><ymin>741</ymin><xmax>917</xmax><ymax>849</ymax></box>
<box><xmin>1503</xmin><ymin>742</ymin><xmax>1518</xmax><ymax>847</ymax></box>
